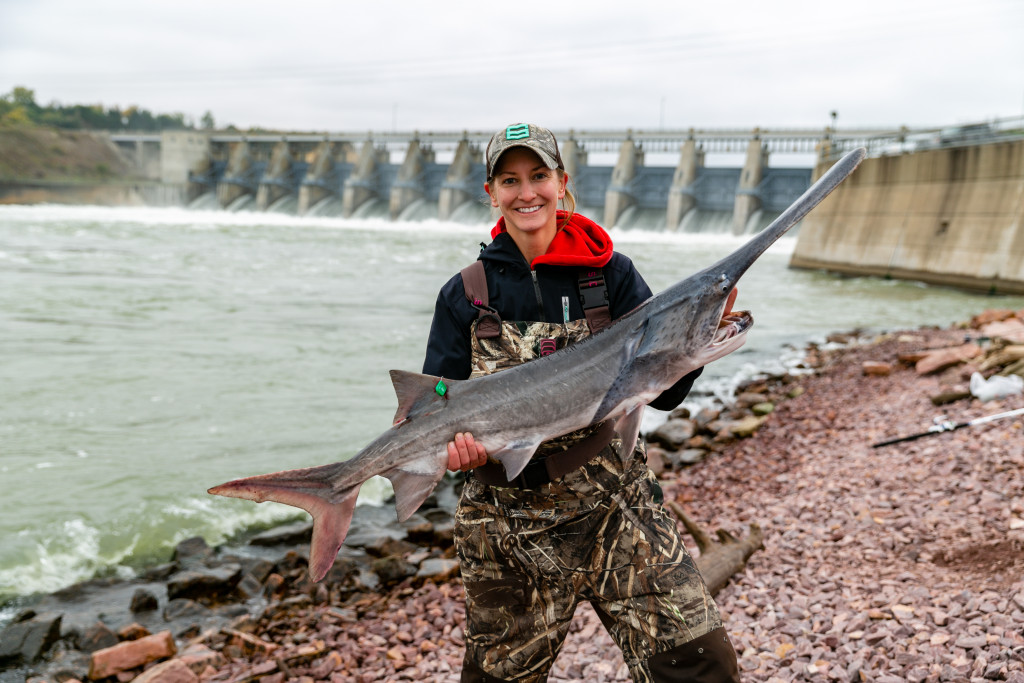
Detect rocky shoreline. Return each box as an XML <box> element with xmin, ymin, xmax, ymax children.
<box><xmin>3</xmin><ymin>309</ymin><xmax>1024</xmax><ymax>682</ymax></box>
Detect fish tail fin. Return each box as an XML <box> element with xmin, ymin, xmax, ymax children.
<box><xmin>208</xmin><ymin>463</ymin><xmax>359</xmax><ymax>582</ymax></box>
<box><xmin>383</xmin><ymin>449</ymin><xmax>450</xmax><ymax>522</ymax></box>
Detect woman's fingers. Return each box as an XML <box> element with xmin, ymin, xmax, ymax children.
<box><xmin>447</xmin><ymin>432</ymin><xmax>489</xmax><ymax>472</ymax></box>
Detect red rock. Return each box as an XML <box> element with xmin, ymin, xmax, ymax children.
<box><xmin>132</xmin><ymin>659</ymin><xmax>198</xmax><ymax>683</ymax></box>
<box><xmin>223</xmin><ymin>629</ymin><xmax>277</xmax><ymax>657</ymax></box>
<box><xmin>981</xmin><ymin>318</ymin><xmax>1024</xmax><ymax>343</ymax></box>
<box><xmin>285</xmin><ymin>639</ymin><xmax>326</xmax><ymax>665</ymax></box>
<box><xmin>177</xmin><ymin>643</ymin><xmax>225</xmax><ymax>673</ymax></box>
<box><xmin>971</xmin><ymin>309</ymin><xmax>1015</xmax><ymax>326</ymax></box>
<box><xmin>117</xmin><ymin>622</ymin><xmax>150</xmax><ymax>641</ymax></box>
<box><xmin>88</xmin><ymin>630</ymin><xmax>177</xmax><ymax>680</ymax></box>
<box><xmin>309</xmin><ymin>650</ymin><xmax>343</xmax><ymax>678</ymax></box>
<box><xmin>862</xmin><ymin>361</ymin><xmax>892</xmax><ymax>376</ymax></box>
<box><xmin>915</xmin><ymin>343</ymin><xmax>981</xmax><ymax>374</ymax></box>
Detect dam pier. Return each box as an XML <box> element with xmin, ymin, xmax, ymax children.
<box><xmin>109</xmin><ymin>127</ymin><xmax>865</xmax><ymax>232</ymax></box>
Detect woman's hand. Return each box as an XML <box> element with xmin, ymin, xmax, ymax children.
<box><xmin>447</xmin><ymin>432</ymin><xmax>488</xmax><ymax>472</ymax></box>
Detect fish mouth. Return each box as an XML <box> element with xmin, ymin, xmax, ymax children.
<box><xmin>712</xmin><ymin>311</ymin><xmax>752</xmax><ymax>346</ymax></box>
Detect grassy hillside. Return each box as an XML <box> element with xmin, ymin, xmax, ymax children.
<box><xmin>0</xmin><ymin>125</ymin><xmax>137</xmax><ymax>182</ymax></box>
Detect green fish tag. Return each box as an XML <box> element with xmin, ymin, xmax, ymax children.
<box><xmin>435</xmin><ymin>379</ymin><xmax>448</xmax><ymax>397</ymax></box>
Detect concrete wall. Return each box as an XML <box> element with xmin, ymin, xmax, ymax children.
<box><xmin>790</xmin><ymin>140</ymin><xmax>1024</xmax><ymax>294</ymax></box>
<box><xmin>160</xmin><ymin>131</ymin><xmax>212</xmax><ymax>184</ymax></box>
<box><xmin>0</xmin><ymin>181</ymin><xmax>185</xmax><ymax>206</ymax></box>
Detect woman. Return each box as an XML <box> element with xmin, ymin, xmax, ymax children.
<box><xmin>423</xmin><ymin>123</ymin><xmax>740</xmax><ymax>683</ymax></box>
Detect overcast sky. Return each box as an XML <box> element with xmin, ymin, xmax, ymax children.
<box><xmin>1</xmin><ymin>0</ymin><xmax>1021</xmax><ymax>134</ymax></box>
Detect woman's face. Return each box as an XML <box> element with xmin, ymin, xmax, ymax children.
<box><xmin>486</xmin><ymin>147</ymin><xmax>566</xmax><ymax>241</ymax></box>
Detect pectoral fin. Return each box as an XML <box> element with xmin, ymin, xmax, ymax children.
<box><xmin>383</xmin><ymin>448</ymin><xmax>450</xmax><ymax>521</ymax></box>
<box><xmin>614</xmin><ymin>405</ymin><xmax>645</xmax><ymax>458</ymax></box>
<box><xmin>491</xmin><ymin>437</ymin><xmax>544</xmax><ymax>482</ymax></box>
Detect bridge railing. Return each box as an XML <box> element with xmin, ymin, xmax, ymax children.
<box><xmin>822</xmin><ymin>115</ymin><xmax>1024</xmax><ymax>162</ymax></box>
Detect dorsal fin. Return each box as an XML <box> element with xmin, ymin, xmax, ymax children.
<box><xmin>389</xmin><ymin>370</ymin><xmax>459</xmax><ymax>425</ymax></box>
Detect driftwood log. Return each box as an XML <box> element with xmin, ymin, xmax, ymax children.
<box><xmin>667</xmin><ymin>500</ymin><xmax>763</xmax><ymax>596</ymax></box>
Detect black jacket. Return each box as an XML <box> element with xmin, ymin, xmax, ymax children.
<box><xmin>422</xmin><ymin>231</ymin><xmax>701</xmax><ymax>411</ymax></box>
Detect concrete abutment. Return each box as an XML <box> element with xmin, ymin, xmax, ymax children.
<box><xmin>790</xmin><ymin>139</ymin><xmax>1024</xmax><ymax>294</ymax></box>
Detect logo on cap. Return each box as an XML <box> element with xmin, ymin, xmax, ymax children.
<box><xmin>505</xmin><ymin>124</ymin><xmax>530</xmax><ymax>141</ymax></box>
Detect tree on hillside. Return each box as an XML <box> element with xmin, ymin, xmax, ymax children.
<box><xmin>0</xmin><ymin>86</ymin><xmax>39</xmax><ymax>125</ymax></box>
<box><xmin>0</xmin><ymin>85</ymin><xmax>192</xmax><ymax>131</ymax></box>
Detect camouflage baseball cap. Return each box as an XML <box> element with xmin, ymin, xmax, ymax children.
<box><xmin>485</xmin><ymin>123</ymin><xmax>564</xmax><ymax>178</ymax></box>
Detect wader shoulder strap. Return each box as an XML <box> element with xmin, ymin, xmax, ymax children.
<box><xmin>579</xmin><ymin>268</ymin><xmax>612</xmax><ymax>334</ymax></box>
<box><xmin>460</xmin><ymin>260</ymin><xmax>501</xmax><ymax>339</ymax></box>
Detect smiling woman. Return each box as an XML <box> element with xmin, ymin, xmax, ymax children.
<box><xmin>422</xmin><ymin>122</ymin><xmax>742</xmax><ymax>682</ymax></box>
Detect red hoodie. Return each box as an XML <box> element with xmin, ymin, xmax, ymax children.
<box><xmin>489</xmin><ymin>211</ymin><xmax>614</xmax><ymax>269</ymax></box>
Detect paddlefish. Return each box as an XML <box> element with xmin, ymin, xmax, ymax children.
<box><xmin>210</xmin><ymin>147</ymin><xmax>866</xmax><ymax>581</ymax></box>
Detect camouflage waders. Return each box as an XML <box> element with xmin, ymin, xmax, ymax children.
<box><xmin>456</xmin><ymin>319</ymin><xmax>739</xmax><ymax>683</ymax></box>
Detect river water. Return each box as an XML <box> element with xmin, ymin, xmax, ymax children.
<box><xmin>2</xmin><ymin>204</ymin><xmax>1021</xmax><ymax>612</ymax></box>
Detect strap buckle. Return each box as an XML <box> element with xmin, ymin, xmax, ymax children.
<box><xmin>578</xmin><ymin>271</ymin><xmax>608</xmax><ymax>310</ymax></box>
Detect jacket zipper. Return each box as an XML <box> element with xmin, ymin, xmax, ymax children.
<box><xmin>530</xmin><ymin>269</ymin><xmax>545</xmax><ymax>317</ymax></box>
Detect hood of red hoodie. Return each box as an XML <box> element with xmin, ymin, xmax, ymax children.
<box><xmin>490</xmin><ymin>211</ymin><xmax>614</xmax><ymax>269</ymax></box>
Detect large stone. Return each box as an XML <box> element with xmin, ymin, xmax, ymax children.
<box><xmin>971</xmin><ymin>308</ymin><xmax>1015</xmax><ymax>326</ymax></box>
<box><xmin>163</xmin><ymin>599</ymin><xmax>211</xmax><ymax>621</ymax></box>
<box><xmin>88</xmin><ymin>630</ymin><xmax>177</xmax><ymax>680</ymax></box>
<box><xmin>133</xmin><ymin>658</ymin><xmax>199</xmax><ymax>683</ymax></box>
<box><xmin>76</xmin><ymin>620</ymin><xmax>118</xmax><ymax>653</ymax></box>
<box><xmin>170</xmin><ymin>537</ymin><xmax>212</xmax><ymax>564</ymax></box>
<box><xmin>131</xmin><ymin>588</ymin><xmax>159</xmax><ymax>613</ymax></box>
<box><xmin>693</xmin><ymin>407</ymin><xmax>721</xmax><ymax>428</ymax></box>
<box><xmin>416</xmin><ymin>558</ymin><xmax>460</xmax><ymax>580</ymax></box>
<box><xmin>862</xmin><ymin>361</ymin><xmax>892</xmax><ymax>376</ymax></box>
<box><xmin>344</xmin><ymin>522</ymin><xmax>407</xmax><ymax>548</ymax></box>
<box><xmin>981</xmin><ymin>317</ymin><xmax>1024</xmax><ymax>343</ymax></box>
<box><xmin>372</xmin><ymin>555</ymin><xmax>418</xmax><ymax>583</ymax></box>
<box><xmin>248</xmin><ymin>521</ymin><xmax>313</xmax><ymax>546</ymax></box>
<box><xmin>644</xmin><ymin>446</ymin><xmax>667</xmax><ymax>475</ymax></box>
<box><xmin>666</xmin><ymin>448</ymin><xmax>709</xmax><ymax>468</ymax></box>
<box><xmin>728</xmin><ymin>415</ymin><xmax>768</xmax><ymax>438</ymax></box>
<box><xmin>915</xmin><ymin>343</ymin><xmax>981</xmax><ymax>375</ymax></box>
<box><xmin>166</xmin><ymin>564</ymin><xmax>242</xmax><ymax>601</ymax></box>
<box><xmin>178</xmin><ymin>642</ymin><xmax>227</xmax><ymax>673</ymax></box>
<box><xmin>648</xmin><ymin>419</ymin><xmax>697</xmax><ymax>449</ymax></box>
<box><xmin>422</xmin><ymin>507</ymin><xmax>455</xmax><ymax>543</ymax></box>
<box><xmin>735</xmin><ymin>391</ymin><xmax>768</xmax><ymax>408</ymax></box>
<box><xmin>0</xmin><ymin>612</ymin><xmax>62</xmax><ymax>665</ymax></box>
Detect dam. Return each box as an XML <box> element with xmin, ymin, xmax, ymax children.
<box><xmin>106</xmin><ymin>127</ymin><xmax>880</xmax><ymax>233</ymax></box>
<box><xmin>10</xmin><ymin>119</ymin><xmax>1022</xmax><ymax>292</ymax></box>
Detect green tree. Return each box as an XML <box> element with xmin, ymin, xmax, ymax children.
<box><xmin>1</xmin><ymin>106</ymin><xmax>32</xmax><ymax>126</ymax></box>
<box><xmin>10</xmin><ymin>86</ymin><xmax>37</xmax><ymax>108</ymax></box>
